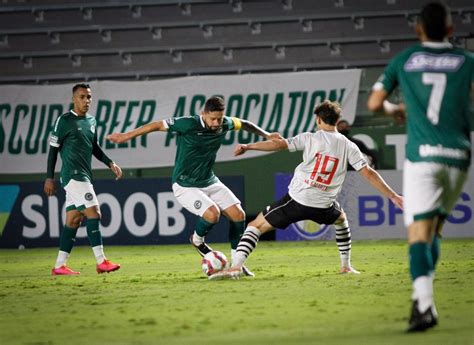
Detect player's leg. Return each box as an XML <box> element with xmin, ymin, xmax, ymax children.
<box><xmin>51</xmin><ymin>201</ymin><xmax>82</xmax><ymax>275</ymax></box>
<box><xmin>404</xmin><ymin>161</ymin><xmax>443</xmax><ymax>332</ymax></box>
<box><xmin>232</xmin><ymin>212</ymin><xmax>275</xmax><ymax>268</ymax></box>
<box><xmin>191</xmin><ymin>205</ymin><xmax>221</xmax><ymax>255</ymax></box>
<box><xmin>209</xmin><ymin>193</ymin><xmax>297</xmax><ymax>279</ymax></box>
<box><xmin>81</xmin><ymin>204</ymin><xmax>120</xmax><ymax>274</ymax></box>
<box><xmin>65</xmin><ymin>180</ymin><xmax>120</xmax><ymax>273</ymax></box>
<box><xmin>206</xmin><ymin>181</ymin><xmax>257</xmax><ymax>276</ymax></box>
<box><xmin>206</xmin><ymin>181</ymin><xmax>244</xmax><ymax>250</ymax></box>
<box><xmin>172</xmin><ymin>183</ymin><xmax>220</xmax><ymax>256</ymax></box>
<box><xmin>333</xmin><ymin>211</ymin><xmax>359</xmax><ymax>274</ymax></box>
<box><xmin>221</xmin><ymin>203</ymin><xmax>256</xmax><ymax>275</ymax></box>
<box><xmin>221</xmin><ymin>203</ymin><xmax>245</xmax><ymax>251</ymax></box>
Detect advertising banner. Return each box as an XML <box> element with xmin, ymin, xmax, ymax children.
<box><xmin>0</xmin><ymin>69</ymin><xmax>361</xmax><ymax>173</ymax></box>
<box><xmin>275</xmin><ymin>170</ymin><xmax>474</xmax><ymax>240</ymax></box>
<box><xmin>0</xmin><ymin>176</ymin><xmax>244</xmax><ymax>248</ymax></box>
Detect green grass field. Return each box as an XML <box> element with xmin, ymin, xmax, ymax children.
<box><xmin>1</xmin><ymin>239</ymin><xmax>473</xmax><ymax>345</ymax></box>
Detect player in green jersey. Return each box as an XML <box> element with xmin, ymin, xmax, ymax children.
<box><xmin>107</xmin><ymin>96</ymin><xmax>281</xmax><ymax>276</ymax></box>
<box><xmin>44</xmin><ymin>83</ymin><xmax>123</xmax><ymax>275</ymax></box>
<box><xmin>367</xmin><ymin>2</ymin><xmax>473</xmax><ymax>332</ymax></box>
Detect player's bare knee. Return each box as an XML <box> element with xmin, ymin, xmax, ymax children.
<box><xmin>203</xmin><ymin>206</ymin><xmax>220</xmax><ymax>223</ymax></box>
<box><xmin>67</xmin><ymin>215</ymin><xmax>83</xmax><ymax>228</ymax></box>
<box><xmin>83</xmin><ymin>206</ymin><xmax>101</xmax><ymax>220</ymax></box>
<box><xmin>248</xmin><ymin>213</ymin><xmax>272</xmax><ymax>233</ymax></box>
<box><xmin>334</xmin><ymin>212</ymin><xmax>347</xmax><ymax>226</ymax></box>
<box><xmin>234</xmin><ymin>209</ymin><xmax>245</xmax><ymax>222</ymax></box>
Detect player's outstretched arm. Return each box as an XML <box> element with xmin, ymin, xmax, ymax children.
<box><xmin>358</xmin><ymin>166</ymin><xmax>403</xmax><ymax>209</ymax></box>
<box><xmin>234</xmin><ymin>139</ymin><xmax>288</xmax><ymax>156</ymax></box>
<box><xmin>106</xmin><ymin>121</ymin><xmax>166</xmax><ymax>143</ymax></box>
<box><xmin>239</xmin><ymin>119</ymin><xmax>282</xmax><ymax>140</ymax></box>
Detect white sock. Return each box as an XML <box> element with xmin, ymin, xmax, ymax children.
<box><xmin>232</xmin><ymin>251</ymin><xmax>247</xmax><ymax>268</ymax></box>
<box><xmin>192</xmin><ymin>232</ymin><xmax>205</xmax><ymax>246</ymax></box>
<box><xmin>92</xmin><ymin>245</ymin><xmax>106</xmax><ymax>264</ymax></box>
<box><xmin>340</xmin><ymin>252</ymin><xmax>350</xmax><ymax>268</ymax></box>
<box><xmin>54</xmin><ymin>250</ymin><xmax>69</xmax><ymax>268</ymax></box>
<box><xmin>413</xmin><ymin>275</ymin><xmax>434</xmax><ymax>313</ymax></box>
<box><xmin>334</xmin><ymin>220</ymin><xmax>351</xmax><ymax>268</ymax></box>
<box><xmin>232</xmin><ymin>226</ymin><xmax>261</xmax><ymax>268</ymax></box>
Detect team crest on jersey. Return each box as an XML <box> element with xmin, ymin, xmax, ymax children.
<box><xmin>194</xmin><ymin>200</ymin><xmax>202</xmax><ymax>209</ymax></box>
<box><xmin>90</xmin><ymin>125</ymin><xmax>95</xmax><ymax>134</ymax></box>
<box><xmin>84</xmin><ymin>193</ymin><xmax>93</xmax><ymax>201</ymax></box>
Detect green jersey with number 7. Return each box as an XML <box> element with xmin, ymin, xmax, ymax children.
<box><xmin>373</xmin><ymin>42</ymin><xmax>473</xmax><ymax>169</ymax></box>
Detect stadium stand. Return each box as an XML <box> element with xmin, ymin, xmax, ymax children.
<box><xmin>0</xmin><ymin>0</ymin><xmax>472</xmax><ymax>121</ymax></box>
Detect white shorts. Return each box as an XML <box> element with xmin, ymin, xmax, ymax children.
<box><xmin>172</xmin><ymin>181</ymin><xmax>241</xmax><ymax>217</ymax></box>
<box><xmin>403</xmin><ymin>160</ymin><xmax>468</xmax><ymax>226</ymax></box>
<box><xmin>64</xmin><ymin>179</ymin><xmax>99</xmax><ymax>212</ymax></box>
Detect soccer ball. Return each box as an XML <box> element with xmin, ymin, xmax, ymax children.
<box><xmin>201</xmin><ymin>250</ymin><xmax>228</xmax><ymax>276</ymax></box>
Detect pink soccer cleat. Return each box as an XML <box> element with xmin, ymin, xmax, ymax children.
<box><xmin>340</xmin><ymin>266</ymin><xmax>360</xmax><ymax>274</ymax></box>
<box><xmin>96</xmin><ymin>259</ymin><xmax>121</xmax><ymax>274</ymax></box>
<box><xmin>51</xmin><ymin>265</ymin><xmax>80</xmax><ymax>275</ymax></box>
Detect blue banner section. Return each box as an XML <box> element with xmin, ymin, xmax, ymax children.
<box><xmin>0</xmin><ymin>177</ymin><xmax>244</xmax><ymax>248</ymax></box>
<box><xmin>274</xmin><ymin>171</ymin><xmax>474</xmax><ymax>240</ymax></box>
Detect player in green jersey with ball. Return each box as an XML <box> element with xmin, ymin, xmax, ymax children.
<box><xmin>107</xmin><ymin>96</ymin><xmax>281</xmax><ymax>276</ymax></box>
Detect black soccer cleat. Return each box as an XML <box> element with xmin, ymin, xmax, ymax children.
<box><xmin>406</xmin><ymin>300</ymin><xmax>438</xmax><ymax>333</ymax></box>
<box><xmin>189</xmin><ymin>235</ymin><xmax>213</xmax><ymax>257</ymax></box>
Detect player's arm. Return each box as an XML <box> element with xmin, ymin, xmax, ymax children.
<box><xmin>44</xmin><ymin>146</ymin><xmax>59</xmax><ymax>196</ymax></box>
<box><xmin>367</xmin><ymin>59</ymin><xmax>406</xmax><ymax>122</ymax></box>
<box><xmin>92</xmin><ymin>140</ymin><xmax>122</xmax><ymax>180</ymax></box>
<box><xmin>358</xmin><ymin>166</ymin><xmax>403</xmax><ymax>209</ymax></box>
<box><xmin>237</xmin><ymin>119</ymin><xmax>282</xmax><ymax>140</ymax></box>
<box><xmin>367</xmin><ymin>90</ymin><xmax>406</xmax><ymax>121</ymax></box>
<box><xmin>234</xmin><ymin>139</ymin><xmax>288</xmax><ymax>156</ymax></box>
<box><xmin>106</xmin><ymin>120</ymin><xmax>167</xmax><ymax>144</ymax></box>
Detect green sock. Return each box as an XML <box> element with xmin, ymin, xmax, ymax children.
<box><xmin>59</xmin><ymin>226</ymin><xmax>78</xmax><ymax>253</ymax></box>
<box><xmin>409</xmin><ymin>242</ymin><xmax>433</xmax><ymax>281</ymax></box>
<box><xmin>195</xmin><ymin>218</ymin><xmax>216</xmax><ymax>237</ymax></box>
<box><xmin>86</xmin><ymin>218</ymin><xmax>103</xmax><ymax>247</ymax></box>
<box><xmin>431</xmin><ymin>234</ymin><xmax>441</xmax><ymax>269</ymax></box>
<box><xmin>229</xmin><ymin>221</ymin><xmax>245</xmax><ymax>250</ymax></box>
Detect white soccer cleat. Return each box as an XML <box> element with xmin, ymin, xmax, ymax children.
<box><xmin>208</xmin><ymin>267</ymin><xmax>243</xmax><ymax>280</ymax></box>
<box><xmin>340</xmin><ymin>266</ymin><xmax>360</xmax><ymax>274</ymax></box>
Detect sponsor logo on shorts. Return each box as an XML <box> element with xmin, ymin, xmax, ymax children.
<box><xmin>84</xmin><ymin>193</ymin><xmax>93</xmax><ymax>201</ymax></box>
<box><xmin>194</xmin><ymin>200</ymin><xmax>202</xmax><ymax>209</ymax></box>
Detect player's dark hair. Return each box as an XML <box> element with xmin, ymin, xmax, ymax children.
<box><xmin>72</xmin><ymin>83</ymin><xmax>91</xmax><ymax>94</ymax></box>
<box><xmin>314</xmin><ymin>100</ymin><xmax>341</xmax><ymax>126</ymax></box>
<box><xmin>419</xmin><ymin>2</ymin><xmax>450</xmax><ymax>41</ymax></box>
<box><xmin>204</xmin><ymin>96</ymin><xmax>225</xmax><ymax>113</ymax></box>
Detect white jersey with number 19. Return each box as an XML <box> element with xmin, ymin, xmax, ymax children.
<box><xmin>285</xmin><ymin>130</ymin><xmax>367</xmax><ymax>208</ymax></box>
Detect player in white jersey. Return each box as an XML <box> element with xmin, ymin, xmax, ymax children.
<box><xmin>210</xmin><ymin>100</ymin><xmax>403</xmax><ymax>279</ymax></box>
